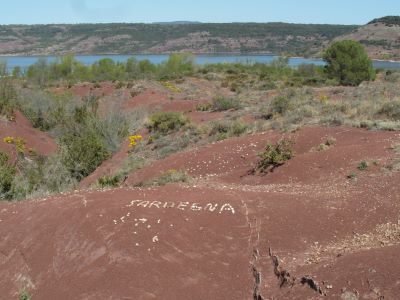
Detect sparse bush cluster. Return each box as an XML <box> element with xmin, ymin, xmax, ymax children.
<box><xmin>207</xmin><ymin>119</ymin><xmax>248</xmax><ymax>141</ymax></box>
<box><xmin>0</xmin><ymin>85</ymin><xmax>137</xmax><ymax>200</ymax></box>
<box><xmin>211</xmin><ymin>96</ymin><xmax>242</xmax><ymax>111</ymax></box>
<box><xmin>256</xmin><ymin>83</ymin><xmax>400</xmax><ymax>131</ymax></box>
<box><xmin>256</xmin><ymin>138</ymin><xmax>294</xmax><ymax>173</ymax></box>
<box><xmin>22</xmin><ymin>53</ymin><xmax>195</xmax><ymax>85</ymax></box>
<box><xmin>147</xmin><ymin>111</ymin><xmax>189</xmax><ymax>134</ymax></box>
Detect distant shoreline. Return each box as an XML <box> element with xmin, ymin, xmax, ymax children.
<box><xmin>0</xmin><ymin>53</ymin><xmax>398</xmax><ymax>64</ymax></box>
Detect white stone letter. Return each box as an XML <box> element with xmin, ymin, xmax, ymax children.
<box><xmin>126</xmin><ymin>200</ymin><xmax>141</xmax><ymax>207</ymax></box>
<box><xmin>205</xmin><ymin>203</ymin><xmax>219</xmax><ymax>212</ymax></box>
<box><xmin>163</xmin><ymin>202</ymin><xmax>175</xmax><ymax>209</ymax></box>
<box><xmin>219</xmin><ymin>203</ymin><xmax>235</xmax><ymax>214</ymax></box>
<box><xmin>190</xmin><ymin>203</ymin><xmax>202</xmax><ymax>211</ymax></box>
<box><xmin>137</xmin><ymin>201</ymin><xmax>150</xmax><ymax>208</ymax></box>
<box><xmin>149</xmin><ymin>201</ymin><xmax>162</xmax><ymax>208</ymax></box>
<box><xmin>177</xmin><ymin>202</ymin><xmax>189</xmax><ymax>210</ymax></box>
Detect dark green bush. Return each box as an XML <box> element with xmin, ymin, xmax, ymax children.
<box><xmin>60</xmin><ymin>128</ymin><xmax>110</xmax><ymax>180</ymax></box>
<box><xmin>147</xmin><ymin>111</ymin><xmax>189</xmax><ymax>134</ymax></box>
<box><xmin>0</xmin><ymin>78</ymin><xmax>16</xmax><ymax>120</ymax></box>
<box><xmin>257</xmin><ymin>139</ymin><xmax>294</xmax><ymax>173</ymax></box>
<box><xmin>323</xmin><ymin>40</ymin><xmax>375</xmax><ymax>86</ymax></box>
<box><xmin>98</xmin><ymin>175</ymin><xmax>122</xmax><ymax>188</ymax></box>
<box><xmin>0</xmin><ymin>151</ymin><xmax>16</xmax><ymax>200</ymax></box>
<box><xmin>357</xmin><ymin>160</ymin><xmax>368</xmax><ymax>171</ymax></box>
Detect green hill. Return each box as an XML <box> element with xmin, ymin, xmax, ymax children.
<box><xmin>0</xmin><ymin>22</ymin><xmax>357</xmax><ymax>56</ymax></box>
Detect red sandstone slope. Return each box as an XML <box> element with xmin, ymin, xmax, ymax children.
<box><xmin>0</xmin><ymin>186</ymin><xmax>253</xmax><ymax>299</ymax></box>
<box><xmin>1</xmin><ymin>172</ymin><xmax>399</xmax><ymax>299</ymax></box>
<box><xmin>125</xmin><ymin>126</ymin><xmax>398</xmax><ymax>186</ymax></box>
<box><xmin>0</xmin><ymin>111</ymin><xmax>57</xmax><ymax>158</ymax></box>
<box><xmin>1</xmin><ymin>126</ymin><xmax>400</xmax><ymax>299</ymax></box>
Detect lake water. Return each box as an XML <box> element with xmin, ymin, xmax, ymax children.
<box><xmin>1</xmin><ymin>54</ymin><xmax>399</xmax><ymax>71</ymax></box>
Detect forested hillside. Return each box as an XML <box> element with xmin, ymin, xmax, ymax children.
<box><xmin>0</xmin><ymin>22</ymin><xmax>357</xmax><ymax>56</ymax></box>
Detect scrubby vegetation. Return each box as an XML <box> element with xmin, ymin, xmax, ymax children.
<box><xmin>0</xmin><ymin>76</ymin><xmax>142</xmax><ymax>200</ymax></box>
<box><xmin>368</xmin><ymin>16</ymin><xmax>400</xmax><ymax>26</ymax></box>
<box><xmin>23</xmin><ymin>54</ymin><xmax>195</xmax><ymax>84</ymax></box>
<box><xmin>211</xmin><ymin>96</ymin><xmax>242</xmax><ymax>111</ymax></box>
<box><xmin>1</xmin><ymin>46</ymin><xmax>400</xmax><ymax>201</ymax></box>
<box><xmin>256</xmin><ymin>139</ymin><xmax>294</xmax><ymax>173</ymax></box>
<box><xmin>147</xmin><ymin>112</ymin><xmax>189</xmax><ymax>134</ymax></box>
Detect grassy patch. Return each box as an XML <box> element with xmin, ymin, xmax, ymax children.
<box><xmin>212</xmin><ymin>96</ymin><xmax>242</xmax><ymax>111</ymax></box>
<box><xmin>138</xmin><ymin>169</ymin><xmax>190</xmax><ymax>187</ymax></box>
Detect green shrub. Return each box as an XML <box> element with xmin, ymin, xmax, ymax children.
<box><xmin>0</xmin><ymin>151</ymin><xmax>16</xmax><ymax>200</ymax></box>
<box><xmin>98</xmin><ymin>175</ymin><xmax>122</xmax><ymax>188</ymax></box>
<box><xmin>271</xmin><ymin>95</ymin><xmax>292</xmax><ymax>115</ymax></box>
<box><xmin>147</xmin><ymin>111</ymin><xmax>189</xmax><ymax>134</ymax></box>
<box><xmin>208</xmin><ymin>119</ymin><xmax>248</xmax><ymax>139</ymax></box>
<box><xmin>231</xmin><ymin>120</ymin><xmax>248</xmax><ymax>136</ymax></box>
<box><xmin>357</xmin><ymin>160</ymin><xmax>369</xmax><ymax>171</ymax></box>
<box><xmin>60</xmin><ymin>128</ymin><xmax>110</xmax><ymax>180</ymax></box>
<box><xmin>19</xmin><ymin>290</ymin><xmax>30</xmax><ymax>300</ymax></box>
<box><xmin>0</xmin><ymin>78</ymin><xmax>16</xmax><ymax>120</ymax></box>
<box><xmin>323</xmin><ymin>40</ymin><xmax>375</xmax><ymax>86</ymax></box>
<box><xmin>208</xmin><ymin>121</ymin><xmax>230</xmax><ymax>136</ymax></box>
<box><xmin>158</xmin><ymin>53</ymin><xmax>195</xmax><ymax>80</ymax></box>
<box><xmin>196</xmin><ymin>102</ymin><xmax>213</xmax><ymax>111</ymax></box>
<box><xmin>257</xmin><ymin>139</ymin><xmax>294</xmax><ymax>173</ymax></box>
<box><xmin>212</xmin><ymin>96</ymin><xmax>242</xmax><ymax>111</ymax></box>
<box><xmin>377</xmin><ymin>101</ymin><xmax>400</xmax><ymax>120</ymax></box>
<box><xmin>317</xmin><ymin>136</ymin><xmax>337</xmax><ymax>151</ymax></box>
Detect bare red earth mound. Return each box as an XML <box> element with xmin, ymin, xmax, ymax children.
<box><xmin>126</xmin><ymin>126</ymin><xmax>398</xmax><ymax>186</ymax></box>
<box><xmin>1</xmin><ymin>126</ymin><xmax>400</xmax><ymax>299</ymax></box>
<box><xmin>0</xmin><ymin>186</ymin><xmax>253</xmax><ymax>299</ymax></box>
<box><xmin>122</xmin><ymin>89</ymin><xmax>209</xmax><ymax>114</ymax></box>
<box><xmin>0</xmin><ymin>111</ymin><xmax>57</xmax><ymax>158</ymax></box>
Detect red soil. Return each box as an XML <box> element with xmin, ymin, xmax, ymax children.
<box><xmin>1</xmin><ymin>156</ymin><xmax>399</xmax><ymax>298</ymax></box>
<box><xmin>0</xmin><ymin>111</ymin><xmax>57</xmax><ymax>159</ymax></box>
<box><xmin>122</xmin><ymin>89</ymin><xmax>211</xmax><ymax>114</ymax></box>
<box><xmin>1</xmin><ymin>124</ymin><xmax>400</xmax><ymax>299</ymax></box>
<box><xmin>0</xmin><ymin>186</ymin><xmax>252</xmax><ymax>299</ymax></box>
<box><xmin>125</xmin><ymin>126</ymin><xmax>398</xmax><ymax>186</ymax></box>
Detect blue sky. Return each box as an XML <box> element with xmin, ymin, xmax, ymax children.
<box><xmin>0</xmin><ymin>0</ymin><xmax>398</xmax><ymax>25</ymax></box>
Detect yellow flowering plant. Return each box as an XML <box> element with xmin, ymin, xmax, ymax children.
<box><xmin>2</xmin><ymin>136</ymin><xmax>27</xmax><ymax>154</ymax></box>
<box><xmin>161</xmin><ymin>81</ymin><xmax>182</xmax><ymax>93</ymax></box>
<box><xmin>3</xmin><ymin>136</ymin><xmax>14</xmax><ymax>144</ymax></box>
<box><xmin>128</xmin><ymin>135</ymin><xmax>143</xmax><ymax>147</ymax></box>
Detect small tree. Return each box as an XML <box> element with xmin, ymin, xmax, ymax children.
<box><xmin>323</xmin><ymin>40</ymin><xmax>375</xmax><ymax>86</ymax></box>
